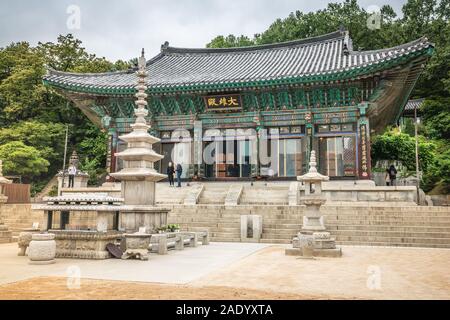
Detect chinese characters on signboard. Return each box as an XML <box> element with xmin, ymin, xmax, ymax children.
<box><xmin>204</xmin><ymin>94</ymin><xmax>242</xmax><ymax>111</ymax></box>
<box><xmin>360</xmin><ymin>124</ymin><xmax>368</xmax><ymax>178</ymax></box>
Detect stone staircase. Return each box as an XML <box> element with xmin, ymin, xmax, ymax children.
<box><xmin>198</xmin><ymin>185</ymin><xmax>227</xmax><ymax>204</ymax></box>
<box><xmin>166</xmin><ymin>204</ymin><xmax>450</xmax><ymax>248</ymax></box>
<box><xmin>0</xmin><ymin>204</ymin><xmax>42</xmax><ymax>238</ymax></box>
<box><xmin>240</xmin><ymin>185</ymin><xmax>289</xmax><ymax>205</ymax></box>
<box><xmin>32</xmin><ymin>176</ymin><xmax>58</xmax><ymax>202</ymax></box>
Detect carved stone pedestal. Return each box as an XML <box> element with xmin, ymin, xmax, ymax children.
<box><xmin>121</xmin><ymin>233</ymin><xmax>151</xmax><ymax>261</ymax></box>
<box><xmin>50</xmin><ymin>230</ymin><xmax>123</xmax><ymax>259</ymax></box>
<box><xmin>28</xmin><ymin>233</ymin><xmax>56</xmax><ymax>265</ymax></box>
<box><xmin>18</xmin><ymin>228</ymin><xmax>41</xmax><ymax>255</ymax></box>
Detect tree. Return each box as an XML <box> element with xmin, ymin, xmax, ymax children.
<box><xmin>0</xmin><ymin>141</ymin><xmax>49</xmax><ymax>181</ymax></box>
<box><xmin>0</xmin><ymin>121</ymin><xmax>67</xmax><ymax>172</ymax></box>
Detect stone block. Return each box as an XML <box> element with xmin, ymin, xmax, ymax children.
<box><xmin>28</xmin><ymin>233</ymin><xmax>56</xmax><ymax>265</ymax></box>
<box><xmin>240</xmin><ymin>215</ymin><xmax>262</xmax><ymax>241</ymax></box>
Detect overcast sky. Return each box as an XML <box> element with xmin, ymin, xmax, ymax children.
<box><xmin>0</xmin><ymin>0</ymin><xmax>407</xmax><ymax>61</ymax></box>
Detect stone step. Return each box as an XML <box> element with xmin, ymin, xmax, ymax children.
<box><xmin>209</xmin><ymin>232</ymin><xmax>241</xmax><ymax>238</ymax></box>
<box><xmin>211</xmin><ymin>238</ymin><xmax>242</xmax><ymax>243</ymax></box>
<box><xmin>335</xmin><ymin>241</ymin><xmax>450</xmax><ymax>248</ymax></box>
<box><xmin>325</xmin><ymin>217</ymin><xmax>450</xmax><ymax>223</ymax></box>
<box><xmin>325</xmin><ymin>220</ymin><xmax>450</xmax><ymax>227</ymax></box>
<box><xmin>261</xmin><ymin>233</ymin><xmax>298</xmax><ymax>240</ymax></box>
<box><xmin>334</xmin><ymin>235</ymin><xmax>450</xmax><ymax>245</ymax></box>
<box><xmin>168</xmin><ymin>221</ymin><xmax>241</xmax><ymax>228</ymax></box>
<box><xmin>332</xmin><ymin>230</ymin><xmax>450</xmax><ymax>239</ymax></box>
<box><xmin>328</xmin><ymin>225</ymin><xmax>450</xmax><ymax>232</ymax></box>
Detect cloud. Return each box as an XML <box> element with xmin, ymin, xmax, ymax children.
<box><xmin>0</xmin><ymin>0</ymin><xmax>406</xmax><ymax>62</ymax></box>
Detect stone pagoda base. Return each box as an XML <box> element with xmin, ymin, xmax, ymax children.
<box><xmin>119</xmin><ymin>206</ymin><xmax>170</xmax><ymax>233</ymax></box>
<box><xmin>0</xmin><ymin>224</ymin><xmax>12</xmax><ymax>244</ymax></box>
<box><xmin>50</xmin><ymin>230</ymin><xmax>123</xmax><ymax>259</ymax></box>
<box><xmin>285</xmin><ymin>231</ymin><xmax>342</xmax><ymax>258</ymax></box>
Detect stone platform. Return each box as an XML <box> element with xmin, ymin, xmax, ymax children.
<box><xmin>50</xmin><ymin>230</ymin><xmax>123</xmax><ymax>259</ymax></box>
<box><xmin>0</xmin><ymin>224</ymin><xmax>12</xmax><ymax>243</ymax></box>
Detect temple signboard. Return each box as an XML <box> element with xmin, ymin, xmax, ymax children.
<box><xmin>204</xmin><ymin>94</ymin><xmax>242</xmax><ymax>112</ymax></box>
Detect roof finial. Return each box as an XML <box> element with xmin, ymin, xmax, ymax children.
<box><xmin>161</xmin><ymin>41</ymin><xmax>170</xmax><ymax>52</ymax></box>
<box><xmin>138</xmin><ymin>48</ymin><xmax>146</xmax><ymax>71</ymax></box>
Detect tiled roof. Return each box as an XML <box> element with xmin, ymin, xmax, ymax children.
<box><xmin>404</xmin><ymin>98</ymin><xmax>425</xmax><ymax>111</ymax></box>
<box><xmin>43</xmin><ymin>30</ymin><xmax>433</xmax><ymax>94</ymax></box>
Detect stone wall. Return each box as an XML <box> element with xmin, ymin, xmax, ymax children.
<box><xmin>0</xmin><ymin>204</ymin><xmax>43</xmax><ymax>236</ymax></box>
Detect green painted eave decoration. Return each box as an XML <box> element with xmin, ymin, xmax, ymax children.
<box><xmin>43</xmin><ymin>47</ymin><xmax>431</xmax><ymax>96</ymax></box>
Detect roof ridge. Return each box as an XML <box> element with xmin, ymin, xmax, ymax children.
<box><xmin>46</xmin><ymin>67</ymin><xmax>136</xmax><ymax>78</ymax></box>
<box><xmin>350</xmin><ymin>37</ymin><xmax>432</xmax><ymax>55</ymax></box>
<box><xmin>162</xmin><ymin>30</ymin><xmax>345</xmax><ymax>54</ymax></box>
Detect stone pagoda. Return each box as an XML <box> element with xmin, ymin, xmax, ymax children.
<box><xmin>286</xmin><ymin>151</ymin><xmax>341</xmax><ymax>258</ymax></box>
<box><xmin>110</xmin><ymin>49</ymin><xmax>166</xmax><ymax>205</ymax></box>
<box><xmin>31</xmin><ymin>50</ymin><xmax>170</xmax><ymax>260</ymax></box>
<box><xmin>109</xmin><ymin>49</ymin><xmax>169</xmax><ymax>233</ymax></box>
<box><xmin>0</xmin><ymin>160</ymin><xmax>13</xmax><ymax>243</ymax></box>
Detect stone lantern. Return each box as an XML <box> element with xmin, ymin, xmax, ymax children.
<box><xmin>285</xmin><ymin>151</ymin><xmax>341</xmax><ymax>257</ymax></box>
<box><xmin>0</xmin><ymin>160</ymin><xmax>13</xmax><ymax>243</ymax></box>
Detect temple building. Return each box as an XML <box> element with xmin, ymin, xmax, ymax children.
<box><xmin>43</xmin><ymin>30</ymin><xmax>433</xmax><ymax>180</ymax></box>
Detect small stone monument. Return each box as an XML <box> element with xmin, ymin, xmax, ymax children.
<box><xmin>285</xmin><ymin>151</ymin><xmax>342</xmax><ymax>258</ymax></box>
<box><xmin>0</xmin><ymin>160</ymin><xmax>13</xmax><ymax>243</ymax></box>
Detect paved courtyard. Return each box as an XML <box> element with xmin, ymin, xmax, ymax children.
<box><xmin>0</xmin><ymin>242</ymin><xmax>449</xmax><ymax>299</ymax></box>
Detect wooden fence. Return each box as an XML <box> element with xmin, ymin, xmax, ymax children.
<box><xmin>4</xmin><ymin>183</ymin><xmax>31</xmax><ymax>203</ymax></box>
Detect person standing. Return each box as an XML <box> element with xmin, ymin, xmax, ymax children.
<box><xmin>176</xmin><ymin>163</ymin><xmax>183</xmax><ymax>187</ymax></box>
<box><xmin>68</xmin><ymin>164</ymin><xmax>77</xmax><ymax>188</ymax></box>
<box><xmin>167</xmin><ymin>162</ymin><xmax>175</xmax><ymax>187</ymax></box>
<box><xmin>388</xmin><ymin>165</ymin><xmax>397</xmax><ymax>186</ymax></box>
<box><xmin>385</xmin><ymin>169</ymin><xmax>390</xmax><ymax>186</ymax></box>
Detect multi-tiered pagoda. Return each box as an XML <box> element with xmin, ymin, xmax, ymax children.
<box><xmin>43</xmin><ymin>30</ymin><xmax>433</xmax><ymax>181</ymax></box>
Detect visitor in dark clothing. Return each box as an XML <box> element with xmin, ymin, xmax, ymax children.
<box><xmin>167</xmin><ymin>162</ymin><xmax>175</xmax><ymax>186</ymax></box>
<box><xmin>176</xmin><ymin>163</ymin><xmax>183</xmax><ymax>187</ymax></box>
<box><xmin>388</xmin><ymin>165</ymin><xmax>397</xmax><ymax>186</ymax></box>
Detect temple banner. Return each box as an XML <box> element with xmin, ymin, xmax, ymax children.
<box><xmin>204</xmin><ymin>94</ymin><xmax>242</xmax><ymax>112</ymax></box>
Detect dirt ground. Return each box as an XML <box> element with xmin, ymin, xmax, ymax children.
<box><xmin>0</xmin><ymin>245</ymin><xmax>449</xmax><ymax>300</ymax></box>
<box><xmin>0</xmin><ymin>276</ymin><xmax>342</xmax><ymax>300</ymax></box>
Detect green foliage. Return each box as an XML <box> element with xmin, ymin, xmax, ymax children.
<box><xmin>78</xmin><ymin>157</ymin><xmax>104</xmax><ymax>186</ymax></box>
<box><xmin>420</xmin><ymin>98</ymin><xmax>450</xmax><ymax>140</ymax></box>
<box><xmin>167</xmin><ymin>224</ymin><xmax>180</xmax><ymax>232</ymax></box>
<box><xmin>207</xmin><ymin>35</ymin><xmax>254</xmax><ymax>48</ymax></box>
<box><xmin>0</xmin><ymin>33</ymin><xmax>132</xmax><ymax>193</ymax></box>
<box><xmin>0</xmin><ymin>141</ymin><xmax>49</xmax><ymax>181</ymax></box>
<box><xmin>371</xmin><ymin>129</ymin><xmax>436</xmax><ymax>171</ymax></box>
<box><xmin>371</xmin><ymin>128</ymin><xmax>448</xmax><ymax>192</ymax></box>
<box><xmin>0</xmin><ymin>121</ymin><xmax>67</xmax><ymax>172</ymax></box>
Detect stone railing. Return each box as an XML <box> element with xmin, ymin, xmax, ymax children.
<box><xmin>183</xmin><ymin>184</ymin><xmax>204</xmax><ymax>205</ymax></box>
<box><xmin>225</xmin><ymin>184</ymin><xmax>243</xmax><ymax>206</ymax></box>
